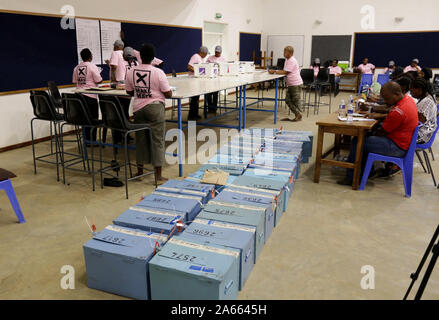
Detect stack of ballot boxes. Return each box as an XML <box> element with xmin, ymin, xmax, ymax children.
<box><xmin>178</xmin><ymin>218</ymin><xmax>255</xmax><ymax>290</ymax></box>
<box><xmin>83</xmin><ymin>127</ymin><xmax>313</xmax><ymax>300</ymax></box>
<box><xmin>149</xmin><ymin>236</ymin><xmax>240</xmax><ymax>300</ymax></box>
<box><xmin>83</xmin><ymin>225</ymin><xmax>167</xmax><ymax>300</ymax></box>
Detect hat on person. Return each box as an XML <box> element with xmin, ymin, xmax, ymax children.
<box><xmin>199</xmin><ymin>46</ymin><xmax>209</xmax><ymax>54</ymax></box>
<box><xmin>215</xmin><ymin>45</ymin><xmax>222</xmax><ymax>53</ymax></box>
<box><xmin>389</xmin><ymin>60</ymin><xmax>395</xmax><ymax>67</ymax></box>
<box><xmin>315</xmin><ymin>58</ymin><xmax>321</xmax><ymax>64</ymax></box>
<box><xmin>114</xmin><ymin>40</ymin><xmax>125</xmax><ymax>48</ymax></box>
<box><xmin>123</xmin><ymin>47</ymin><xmax>135</xmax><ymax>59</ymax></box>
<box><xmin>412</xmin><ymin>58</ymin><xmax>419</xmax><ymax>64</ymax></box>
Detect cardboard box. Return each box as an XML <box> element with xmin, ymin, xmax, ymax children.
<box><xmin>194</xmin><ymin>63</ymin><xmax>219</xmax><ymax>78</ymax></box>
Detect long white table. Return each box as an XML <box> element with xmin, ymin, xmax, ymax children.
<box><xmin>77</xmin><ymin>71</ymin><xmax>285</xmax><ymax>176</ymax></box>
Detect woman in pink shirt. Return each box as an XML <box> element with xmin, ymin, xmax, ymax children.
<box><xmin>187</xmin><ymin>46</ymin><xmax>209</xmax><ymax>120</ymax></box>
<box><xmin>310</xmin><ymin>58</ymin><xmax>321</xmax><ymax>77</ymax></box>
<box><xmin>206</xmin><ymin>45</ymin><xmax>226</xmax><ymax>113</ymax></box>
<box><xmin>125</xmin><ymin>43</ymin><xmax>173</xmax><ymax>183</ymax></box>
<box><xmin>404</xmin><ymin>58</ymin><xmax>421</xmax><ymax>73</ymax></box>
<box><xmin>328</xmin><ymin>59</ymin><xmax>342</xmax><ymax>96</ymax></box>
<box><xmin>72</xmin><ymin>48</ymin><xmax>102</xmax><ymax>142</ymax></box>
<box><xmin>358</xmin><ymin>57</ymin><xmax>375</xmax><ymax>74</ymax></box>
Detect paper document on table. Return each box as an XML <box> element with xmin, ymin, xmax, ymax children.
<box><xmin>100</xmin><ymin>20</ymin><xmax>121</xmax><ymax>64</ymax></box>
<box><xmin>170</xmin><ymin>86</ymin><xmax>177</xmax><ymax>91</ymax></box>
<box><xmin>338</xmin><ymin>116</ymin><xmax>375</xmax><ymax>122</ymax></box>
<box><xmin>75</xmin><ymin>18</ymin><xmax>102</xmax><ymax>65</ymax></box>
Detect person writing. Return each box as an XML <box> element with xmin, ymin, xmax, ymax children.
<box><xmin>108</xmin><ymin>40</ymin><xmax>126</xmax><ymax>83</ymax></box>
<box><xmin>269</xmin><ymin>46</ymin><xmax>303</xmax><ymax>122</ymax></box>
<box><xmin>337</xmin><ymin>82</ymin><xmax>419</xmax><ymax>186</ymax></box>
<box><xmin>125</xmin><ymin>43</ymin><xmax>173</xmax><ymax>183</ymax></box>
<box><xmin>187</xmin><ymin>46</ymin><xmax>209</xmax><ymax>120</ymax></box>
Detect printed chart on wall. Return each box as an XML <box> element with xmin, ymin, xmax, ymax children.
<box><xmin>267</xmin><ymin>35</ymin><xmax>304</xmax><ymax>67</ymax></box>
<box><xmin>75</xmin><ymin>18</ymin><xmax>102</xmax><ymax>65</ymax></box>
<box><xmin>101</xmin><ymin>20</ymin><xmax>122</xmax><ymax>64</ymax></box>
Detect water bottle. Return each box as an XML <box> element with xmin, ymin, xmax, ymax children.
<box><xmin>349</xmin><ymin>95</ymin><xmax>354</xmax><ymax>105</ymax></box>
<box><xmin>347</xmin><ymin>103</ymin><xmax>354</xmax><ymax>122</ymax></box>
<box><xmin>338</xmin><ymin>100</ymin><xmax>346</xmax><ymax>118</ymax></box>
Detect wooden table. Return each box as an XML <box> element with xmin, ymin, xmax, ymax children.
<box><xmin>314</xmin><ymin>113</ymin><xmax>378</xmax><ymax>190</ymax></box>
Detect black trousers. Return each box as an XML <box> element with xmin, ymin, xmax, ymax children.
<box><xmin>189</xmin><ymin>95</ymin><xmax>200</xmax><ymax>117</ymax></box>
<box><xmin>82</xmin><ymin>95</ymin><xmax>99</xmax><ymax>141</ymax></box>
<box><xmin>112</xmin><ymin>97</ymin><xmax>131</xmax><ymax>144</ymax></box>
<box><xmin>206</xmin><ymin>92</ymin><xmax>219</xmax><ymax>111</ymax></box>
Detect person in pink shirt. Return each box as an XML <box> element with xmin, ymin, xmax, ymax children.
<box><xmin>383</xmin><ymin>60</ymin><xmax>396</xmax><ymax>76</ymax></box>
<box><xmin>133</xmin><ymin>49</ymin><xmax>164</xmax><ymax>68</ymax></box>
<box><xmin>269</xmin><ymin>46</ymin><xmax>303</xmax><ymax>122</ymax></box>
<box><xmin>72</xmin><ymin>48</ymin><xmax>103</xmax><ymax>141</ymax></box>
<box><xmin>328</xmin><ymin>59</ymin><xmax>342</xmax><ymax>96</ymax></box>
<box><xmin>310</xmin><ymin>58</ymin><xmax>321</xmax><ymax>77</ymax></box>
<box><xmin>125</xmin><ymin>43</ymin><xmax>173</xmax><ymax>183</ymax></box>
<box><xmin>206</xmin><ymin>45</ymin><xmax>226</xmax><ymax>113</ymax></box>
<box><xmin>404</xmin><ymin>58</ymin><xmax>421</xmax><ymax>73</ymax></box>
<box><xmin>108</xmin><ymin>40</ymin><xmax>126</xmax><ymax>83</ymax></box>
<box><xmin>357</xmin><ymin>57</ymin><xmax>375</xmax><ymax>74</ymax></box>
<box><xmin>187</xmin><ymin>46</ymin><xmax>209</xmax><ymax>120</ymax></box>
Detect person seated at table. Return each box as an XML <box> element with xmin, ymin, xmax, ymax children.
<box><xmin>187</xmin><ymin>46</ymin><xmax>209</xmax><ymax>121</ymax></box>
<box><xmin>125</xmin><ymin>43</ymin><xmax>173</xmax><ymax>183</ymax></box>
<box><xmin>383</xmin><ymin>61</ymin><xmax>396</xmax><ymax>75</ymax></box>
<box><xmin>357</xmin><ymin>57</ymin><xmax>375</xmax><ymax>74</ymax></box>
<box><xmin>404</xmin><ymin>58</ymin><xmax>421</xmax><ymax>73</ymax></box>
<box><xmin>205</xmin><ymin>45</ymin><xmax>226</xmax><ymax>114</ymax></box>
<box><xmin>328</xmin><ymin>59</ymin><xmax>342</xmax><ymax>96</ymax></box>
<box><xmin>72</xmin><ymin>48</ymin><xmax>103</xmax><ymax>142</ymax></box>
<box><xmin>269</xmin><ymin>46</ymin><xmax>303</xmax><ymax>122</ymax></box>
<box><xmin>410</xmin><ymin>78</ymin><xmax>438</xmax><ymax>144</ymax></box>
<box><xmin>390</xmin><ymin>66</ymin><xmax>404</xmax><ymax>80</ymax></box>
<box><xmin>418</xmin><ymin>67</ymin><xmax>436</xmax><ymax>99</ymax></box>
<box><xmin>337</xmin><ymin>81</ymin><xmax>418</xmax><ymax>186</ymax></box>
<box><xmin>311</xmin><ymin>58</ymin><xmax>321</xmax><ymax>77</ymax></box>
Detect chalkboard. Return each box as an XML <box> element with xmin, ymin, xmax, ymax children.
<box><xmin>239</xmin><ymin>33</ymin><xmax>261</xmax><ymax>62</ymax></box>
<box><xmin>353</xmin><ymin>31</ymin><xmax>439</xmax><ymax>68</ymax></box>
<box><xmin>0</xmin><ymin>10</ymin><xmax>202</xmax><ymax>95</ymax></box>
<box><xmin>311</xmin><ymin>35</ymin><xmax>352</xmax><ymax>65</ymax></box>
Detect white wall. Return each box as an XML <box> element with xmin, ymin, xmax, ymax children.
<box><xmin>0</xmin><ymin>0</ymin><xmax>264</xmax><ymax>148</ymax></box>
<box><xmin>262</xmin><ymin>0</ymin><xmax>439</xmax><ymax>68</ymax></box>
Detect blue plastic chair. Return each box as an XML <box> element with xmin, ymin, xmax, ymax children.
<box><xmin>377</xmin><ymin>74</ymin><xmax>390</xmax><ymax>87</ymax></box>
<box><xmin>415</xmin><ymin>105</ymin><xmax>439</xmax><ymax>186</ymax></box>
<box><xmin>357</xmin><ymin>74</ymin><xmax>374</xmax><ymax>95</ymax></box>
<box><xmin>0</xmin><ymin>179</ymin><xmax>26</xmax><ymax>223</ymax></box>
<box><xmin>359</xmin><ymin>124</ymin><xmax>421</xmax><ymax>197</ymax></box>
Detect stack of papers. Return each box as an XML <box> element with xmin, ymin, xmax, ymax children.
<box><xmin>338</xmin><ymin>116</ymin><xmax>375</xmax><ymax>122</ymax></box>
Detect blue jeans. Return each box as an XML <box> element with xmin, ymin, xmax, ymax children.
<box><xmin>334</xmin><ymin>76</ymin><xmax>341</xmax><ymax>84</ymax></box>
<box><xmin>347</xmin><ymin>136</ymin><xmax>407</xmax><ymax>181</ymax></box>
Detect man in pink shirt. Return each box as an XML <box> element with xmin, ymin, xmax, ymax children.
<box><xmin>206</xmin><ymin>45</ymin><xmax>226</xmax><ymax>113</ymax></box>
<box><xmin>108</xmin><ymin>40</ymin><xmax>126</xmax><ymax>83</ymax></box>
<box><xmin>125</xmin><ymin>43</ymin><xmax>173</xmax><ymax>183</ymax></box>
<box><xmin>269</xmin><ymin>46</ymin><xmax>303</xmax><ymax>122</ymax></box>
<box><xmin>404</xmin><ymin>58</ymin><xmax>421</xmax><ymax>73</ymax></box>
<box><xmin>187</xmin><ymin>46</ymin><xmax>209</xmax><ymax>120</ymax></box>
<box><xmin>328</xmin><ymin>59</ymin><xmax>342</xmax><ymax>96</ymax></box>
<box><xmin>72</xmin><ymin>48</ymin><xmax>103</xmax><ymax>141</ymax></box>
<box><xmin>357</xmin><ymin>57</ymin><xmax>375</xmax><ymax>74</ymax></box>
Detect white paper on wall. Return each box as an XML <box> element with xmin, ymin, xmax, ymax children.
<box><xmin>100</xmin><ymin>20</ymin><xmax>121</xmax><ymax>64</ymax></box>
<box><xmin>75</xmin><ymin>18</ymin><xmax>102</xmax><ymax>65</ymax></box>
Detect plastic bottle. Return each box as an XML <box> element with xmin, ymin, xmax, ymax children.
<box><xmin>339</xmin><ymin>100</ymin><xmax>346</xmax><ymax>118</ymax></box>
<box><xmin>347</xmin><ymin>103</ymin><xmax>354</xmax><ymax>122</ymax></box>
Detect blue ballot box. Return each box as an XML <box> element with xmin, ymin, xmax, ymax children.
<box><xmin>254</xmin><ymin>152</ymin><xmax>301</xmax><ymax>180</ymax></box>
<box><xmin>155</xmin><ymin>180</ymin><xmax>215</xmax><ymax>204</ymax></box>
<box><xmin>83</xmin><ymin>225</ymin><xmax>167</xmax><ymax>300</ymax></box>
<box><xmin>198</xmin><ymin>163</ymin><xmax>247</xmax><ymax>176</ymax></box>
<box><xmin>179</xmin><ymin>218</ymin><xmax>255</xmax><ymax>290</ymax></box>
<box><xmin>113</xmin><ymin>206</ymin><xmax>185</xmax><ymax>235</ymax></box>
<box><xmin>197</xmin><ymin>202</ymin><xmax>265</xmax><ymax>262</ymax></box>
<box><xmin>137</xmin><ymin>192</ymin><xmax>203</xmax><ymax>222</ymax></box>
<box><xmin>275</xmin><ymin>131</ymin><xmax>313</xmax><ymax>163</ymax></box>
<box><xmin>214</xmin><ymin>189</ymin><xmax>275</xmax><ymax>243</ymax></box>
<box><xmin>185</xmin><ymin>174</ymin><xmax>237</xmax><ymax>194</ymax></box>
<box><xmin>149</xmin><ymin>236</ymin><xmax>240</xmax><ymax>300</ymax></box>
<box><xmin>234</xmin><ymin>174</ymin><xmax>290</xmax><ymax>225</ymax></box>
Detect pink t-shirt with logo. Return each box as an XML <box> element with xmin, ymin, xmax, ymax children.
<box><xmin>404</xmin><ymin>65</ymin><xmax>421</xmax><ymax>73</ymax></box>
<box><xmin>206</xmin><ymin>55</ymin><xmax>226</xmax><ymax>63</ymax></box>
<box><xmin>357</xmin><ymin>63</ymin><xmax>375</xmax><ymax>74</ymax></box>
<box><xmin>188</xmin><ymin>53</ymin><xmax>203</xmax><ymax>75</ymax></box>
<box><xmin>124</xmin><ymin>60</ymin><xmax>139</xmax><ymax>80</ymax></box>
<box><xmin>133</xmin><ymin>50</ymin><xmax>164</xmax><ymax>67</ymax></box>
<box><xmin>284</xmin><ymin>56</ymin><xmax>303</xmax><ymax>86</ymax></box>
<box><xmin>109</xmin><ymin>50</ymin><xmax>126</xmax><ymax>82</ymax></box>
<box><xmin>125</xmin><ymin>64</ymin><xmax>171</xmax><ymax>113</ymax></box>
<box><xmin>72</xmin><ymin>61</ymin><xmax>102</xmax><ymax>99</ymax></box>
<box><xmin>328</xmin><ymin>66</ymin><xmax>342</xmax><ymax>75</ymax></box>
<box><xmin>311</xmin><ymin>66</ymin><xmax>320</xmax><ymax>77</ymax></box>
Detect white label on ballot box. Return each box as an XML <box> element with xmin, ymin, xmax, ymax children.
<box><xmin>193</xmin><ymin>219</ymin><xmax>255</xmax><ymax>234</ymax></box>
<box><xmin>105</xmin><ymin>225</ymin><xmax>168</xmax><ymax>242</ymax></box>
<box><xmin>157</xmin><ymin>187</ymin><xmax>206</xmax><ymax>197</ymax></box>
<box><xmin>169</xmin><ymin>238</ymin><xmax>240</xmax><ymax>258</ymax></box>
<box><xmin>227</xmin><ymin>184</ymin><xmax>279</xmax><ymax>196</ymax></box>
<box><xmin>209</xmin><ymin>201</ymin><xmax>266</xmax><ymax>212</ymax></box>
<box><xmin>227</xmin><ymin>189</ymin><xmax>274</xmax><ymax>199</ymax></box>
<box><xmin>129</xmin><ymin>206</ymin><xmax>181</xmax><ymax>218</ymax></box>
<box><xmin>152</xmin><ymin>192</ymin><xmax>203</xmax><ymax>202</ymax></box>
